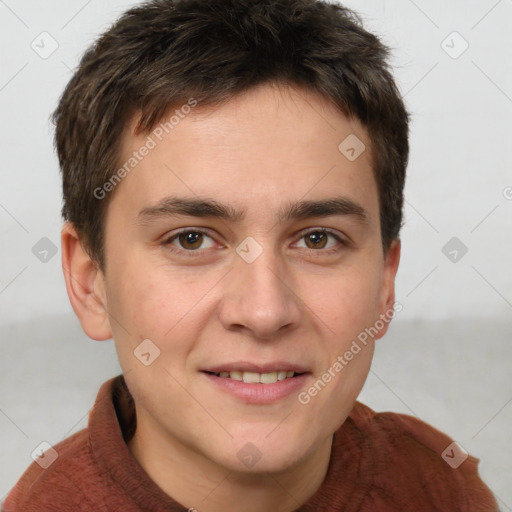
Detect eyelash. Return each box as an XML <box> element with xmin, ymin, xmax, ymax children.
<box><xmin>161</xmin><ymin>227</ymin><xmax>347</xmax><ymax>257</ymax></box>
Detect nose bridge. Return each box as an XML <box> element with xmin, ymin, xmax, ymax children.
<box><xmin>219</xmin><ymin>239</ymin><xmax>301</xmax><ymax>338</ymax></box>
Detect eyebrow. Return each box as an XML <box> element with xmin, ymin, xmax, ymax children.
<box><xmin>137</xmin><ymin>195</ymin><xmax>369</xmax><ymax>225</ymax></box>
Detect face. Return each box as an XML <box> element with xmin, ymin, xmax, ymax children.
<box><xmin>94</xmin><ymin>84</ymin><xmax>399</xmax><ymax>473</ymax></box>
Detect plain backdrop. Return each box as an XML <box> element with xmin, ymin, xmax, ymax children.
<box><xmin>1</xmin><ymin>0</ymin><xmax>511</xmax><ymax>508</ymax></box>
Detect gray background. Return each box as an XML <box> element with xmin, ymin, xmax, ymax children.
<box><xmin>1</xmin><ymin>0</ymin><xmax>511</xmax><ymax>507</ymax></box>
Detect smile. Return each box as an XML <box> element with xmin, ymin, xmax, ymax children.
<box><xmin>201</xmin><ymin>364</ymin><xmax>311</xmax><ymax>404</ymax></box>
<box><xmin>205</xmin><ymin>370</ymin><xmax>299</xmax><ymax>384</ymax></box>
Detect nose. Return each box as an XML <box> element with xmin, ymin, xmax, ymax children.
<box><xmin>218</xmin><ymin>245</ymin><xmax>302</xmax><ymax>340</ymax></box>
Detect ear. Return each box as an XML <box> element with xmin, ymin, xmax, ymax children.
<box><xmin>61</xmin><ymin>222</ymin><xmax>112</xmax><ymax>341</ymax></box>
<box><xmin>375</xmin><ymin>239</ymin><xmax>401</xmax><ymax>340</ymax></box>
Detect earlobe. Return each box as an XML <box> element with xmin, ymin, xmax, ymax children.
<box><xmin>375</xmin><ymin>239</ymin><xmax>401</xmax><ymax>340</ymax></box>
<box><xmin>61</xmin><ymin>222</ymin><xmax>112</xmax><ymax>341</ymax></box>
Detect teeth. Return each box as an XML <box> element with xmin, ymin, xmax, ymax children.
<box><xmin>230</xmin><ymin>371</ymin><xmax>243</xmax><ymax>381</ymax></box>
<box><xmin>260</xmin><ymin>372</ymin><xmax>278</xmax><ymax>384</ymax></box>
<box><xmin>215</xmin><ymin>370</ymin><xmax>297</xmax><ymax>383</ymax></box>
<box><xmin>243</xmin><ymin>371</ymin><xmax>261</xmax><ymax>384</ymax></box>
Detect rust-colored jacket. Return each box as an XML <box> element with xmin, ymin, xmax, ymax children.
<box><xmin>3</xmin><ymin>375</ymin><xmax>498</xmax><ymax>511</ymax></box>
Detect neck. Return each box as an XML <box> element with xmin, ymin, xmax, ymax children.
<box><xmin>128</xmin><ymin>411</ymin><xmax>333</xmax><ymax>512</ymax></box>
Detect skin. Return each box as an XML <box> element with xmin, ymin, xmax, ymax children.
<box><xmin>62</xmin><ymin>83</ymin><xmax>400</xmax><ymax>512</ymax></box>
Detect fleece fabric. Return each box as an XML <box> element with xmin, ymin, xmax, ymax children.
<box><xmin>3</xmin><ymin>375</ymin><xmax>498</xmax><ymax>511</ymax></box>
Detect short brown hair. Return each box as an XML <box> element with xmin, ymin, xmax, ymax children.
<box><xmin>53</xmin><ymin>0</ymin><xmax>409</xmax><ymax>269</ymax></box>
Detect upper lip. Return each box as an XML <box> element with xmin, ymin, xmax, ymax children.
<box><xmin>201</xmin><ymin>361</ymin><xmax>310</xmax><ymax>374</ymax></box>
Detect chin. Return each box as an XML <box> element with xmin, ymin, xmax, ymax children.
<box><xmin>225</xmin><ymin>449</ymin><xmax>306</xmax><ymax>476</ymax></box>
<box><xmin>207</xmin><ymin>426</ymin><xmax>317</xmax><ymax>475</ymax></box>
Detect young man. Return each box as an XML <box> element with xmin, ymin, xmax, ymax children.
<box><xmin>3</xmin><ymin>0</ymin><xmax>498</xmax><ymax>510</ymax></box>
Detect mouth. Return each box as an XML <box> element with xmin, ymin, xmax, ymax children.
<box><xmin>202</xmin><ymin>370</ymin><xmax>303</xmax><ymax>384</ymax></box>
<box><xmin>200</xmin><ymin>363</ymin><xmax>311</xmax><ymax>404</ymax></box>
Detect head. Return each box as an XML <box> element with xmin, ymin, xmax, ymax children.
<box><xmin>58</xmin><ymin>0</ymin><xmax>408</xmax><ymax>476</ymax></box>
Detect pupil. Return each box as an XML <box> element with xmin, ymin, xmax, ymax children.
<box><xmin>179</xmin><ymin>232</ymin><xmax>202</xmax><ymax>249</ymax></box>
<box><xmin>307</xmin><ymin>232</ymin><xmax>327</xmax><ymax>249</ymax></box>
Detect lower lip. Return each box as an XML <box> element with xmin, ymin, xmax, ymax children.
<box><xmin>201</xmin><ymin>372</ymin><xmax>310</xmax><ymax>404</ymax></box>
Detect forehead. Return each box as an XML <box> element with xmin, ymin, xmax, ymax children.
<box><xmin>111</xmin><ymin>84</ymin><xmax>378</xmax><ymax>225</ymax></box>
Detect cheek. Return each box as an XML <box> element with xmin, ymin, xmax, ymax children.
<box><xmin>300</xmin><ymin>269</ymin><xmax>380</xmax><ymax>428</ymax></box>
<box><xmin>303</xmin><ymin>263</ymin><xmax>383</xmax><ymax>339</ymax></box>
<box><xmin>106</xmin><ymin>260</ymin><xmax>220</xmax><ymax>344</ymax></box>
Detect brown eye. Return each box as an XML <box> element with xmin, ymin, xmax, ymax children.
<box><xmin>294</xmin><ymin>229</ymin><xmax>344</xmax><ymax>252</ymax></box>
<box><xmin>164</xmin><ymin>230</ymin><xmax>216</xmax><ymax>252</ymax></box>
<box><xmin>178</xmin><ymin>231</ymin><xmax>204</xmax><ymax>250</ymax></box>
<box><xmin>304</xmin><ymin>231</ymin><xmax>328</xmax><ymax>249</ymax></box>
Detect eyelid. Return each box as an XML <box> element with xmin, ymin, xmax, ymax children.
<box><xmin>161</xmin><ymin>227</ymin><xmax>219</xmax><ymax>253</ymax></box>
<box><xmin>163</xmin><ymin>227</ymin><xmax>216</xmax><ymax>241</ymax></box>
<box><xmin>163</xmin><ymin>227</ymin><xmax>214</xmax><ymax>243</ymax></box>
<box><xmin>161</xmin><ymin>226</ymin><xmax>348</xmax><ymax>255</ymax></box>
<box><xmin>292</xmin><ymin>227</ymin><xmax>348</xmax><ymax>250</ymax></box>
